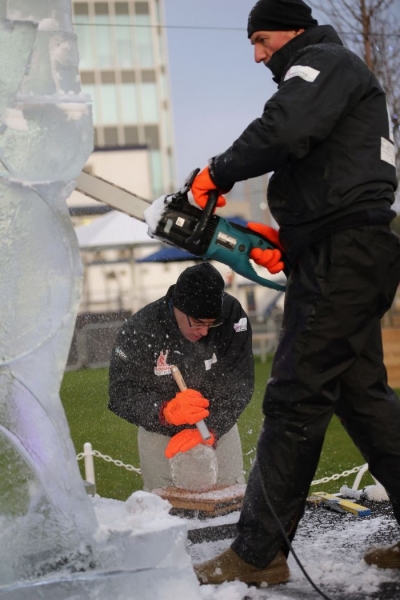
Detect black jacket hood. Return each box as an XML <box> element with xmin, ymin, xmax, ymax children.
<box><xmin>267</xmin><ymin>25</ymin><xmax>344</xmax><ymax>83</ymax></box>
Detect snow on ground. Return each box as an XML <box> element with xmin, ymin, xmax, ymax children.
<box><xmin>185</xmin><ymin>504</ymin><xmax>399</xmax><ymax>599</ymax></box>
<box><xmin>92</xmin><ymin>491</ymin><xmax>400</xmax><ymax>600</ymax></box>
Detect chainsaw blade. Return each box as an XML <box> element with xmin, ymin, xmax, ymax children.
<box><xmin>75</xmin><ymin>171</ymin><xmax>151</xmax><ymax>222</ymax></box>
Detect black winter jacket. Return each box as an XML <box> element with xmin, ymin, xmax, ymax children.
<box><xmin>210</xmin><ymin>26</ymin><xmax>397</xmax><ymax>264</ymax></box>
<box><xmin>108</xmin><ymin>286</ymin><xmax>254</xmax><ymax>440</ymax></box>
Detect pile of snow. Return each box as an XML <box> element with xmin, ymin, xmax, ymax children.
<box><xmin>340</xmin><ymin>484</ymin><xmax>390</xmax><ymax>503</ymax></box>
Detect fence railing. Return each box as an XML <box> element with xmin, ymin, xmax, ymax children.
<box><xmin>77</xmin><ymin>443</ymin><xmax>142</xmax><ymax>486</ymax></box>
<box><xmin>77</xmin><ymin>442</ymin><xmax>381</xmax><ymax>494</ymax></box>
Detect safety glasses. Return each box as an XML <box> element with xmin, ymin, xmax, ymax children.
<box><xmin>186</xmin><ymin>314</ymin><xmax>223</xmax><ymax>329</ymax></box>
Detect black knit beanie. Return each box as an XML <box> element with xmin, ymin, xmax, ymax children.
<box><xmin>248</xmin><ymin>0</ymin><xmax>318</xmax><ymax>38</ymax></box>
<box><xmin>171</xmin><ymin>263</ymin><xmax>224</xmax><ymax>320</ymax></box>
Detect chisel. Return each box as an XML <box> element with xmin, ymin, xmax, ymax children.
<box><xmin>170</xmin><ymin>365</ymin><xmax>212</xmax><ymax>441</ymax></box>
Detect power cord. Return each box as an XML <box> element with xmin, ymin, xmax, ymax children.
<box><xmin>257</xmin><ymin>460</ymin><xmax>334</xmax><ymax>600</ymax></box>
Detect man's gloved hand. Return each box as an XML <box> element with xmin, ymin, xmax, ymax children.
<box><xmin>163</xmin><ymin>389</ymin><xmax>209</xmax><ymax>426</ymax></box>
<box><xmin>247</xmin><ymin>222</ymin><xmax>285</xmax><ymax>274</ymax></box>
<box><xmin>191</xmin><ymin>166</ymin><xmax>227</xmax><ymax>209</ymax></box>
<box><xmin>165</xmin><ymin>428</ymin><xmax>215</xmax><ymax>459</ymax></box>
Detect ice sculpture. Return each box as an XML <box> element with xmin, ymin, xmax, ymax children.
<box><xmin>0</xmin><ymin>2</ymin><xmax>201</xmax><ymax>598</ymax></box>
<box><xmin>0</xmin><ymin>2</ymin><xmax>98</xmax><ymax>585</ymax></box>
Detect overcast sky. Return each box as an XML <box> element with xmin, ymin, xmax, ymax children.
<box><xmin>162</xmin><ymin>0</ymin><xmax>399</xmax><ymax>194</ymax></box>
<box><xmin>163</xmin><ymin>0</ymin><xmax>325</xmax><ymax>184</ymax></box>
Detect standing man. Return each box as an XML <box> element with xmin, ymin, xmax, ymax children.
<box><xmin>192</xmin><ymin>0</ymin><xmax>400</xmax><ymax>586</ymax></box>
<box><xmin>109</xmin><ymin>262</ymin><xmax>254</xmax><ymax>492</ymax></box>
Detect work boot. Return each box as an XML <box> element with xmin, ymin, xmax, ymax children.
<box><xmin>364</xmin><ymin>541</ymin><xmax>400</xmax><ymax>569</ymax></box>
<box><xmin>194</xmin><ymin>547</ymin><xmax>290</xmax><ymax>586</ymax></box>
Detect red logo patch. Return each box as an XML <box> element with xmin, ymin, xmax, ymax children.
<box><xmin>154</xmin><ymin>350</ymin><xmax>172</xmax><ymax>376</ymax></box>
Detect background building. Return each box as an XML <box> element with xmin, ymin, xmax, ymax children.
<box><xmin>66</xmin><ymin>0</ymin><xmax>285</xmax><ymax>370</ymax></box>
<box><xmin>69</xmin><ymin>0</ymin><xmax>176</xmax><ymax>221</ymax></box>
<box><xmin>68</xmin><ymin>0</ymin><xmax>184</xmax><ymax>314</ymax></box>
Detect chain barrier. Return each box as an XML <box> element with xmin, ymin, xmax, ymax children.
<box><xmin>77</xmin><ymin>446</ymin><xmax>366</xmax><ymax>486</ymax></box>
<box><xmin>77</xmin><ymin>448</ymin><xmax>142</xmax><ymax>475</ymax></box>
<box><xmin>311</xmin><ymin>464</ymin><xmax>364</xmax><ymax>486</ymax></box>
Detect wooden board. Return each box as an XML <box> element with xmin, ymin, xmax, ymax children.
<box><xmin>151</xmin><ymin>484</ymin><xmax>246</xmax><ymax>517</ymax></box>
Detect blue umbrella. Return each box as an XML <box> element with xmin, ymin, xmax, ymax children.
<box><xmin>137</xmin><ymin>246</ymin><xmax>199</xmax><ymax>263</ymax></box>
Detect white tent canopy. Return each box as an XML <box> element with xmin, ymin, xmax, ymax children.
<box><xmin>75</xmin><ymin>210</ymin><xmax>155</xmax><ymax>249</ymax></box>
<box><xmin>74</xmin><ymin>210</ymin><xmax>160</xmax><ymax>313</ymax></box>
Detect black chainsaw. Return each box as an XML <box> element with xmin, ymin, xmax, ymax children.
<box><xmin>76</xmin><ymin>168</ymin><xmax>287</xmax><ymax>291</ymax></box>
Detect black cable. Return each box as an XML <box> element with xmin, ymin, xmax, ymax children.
<box><xmin>256</xmin><ymin>460</ymin><xmax>334</xmax><ymax>600</ymax></box>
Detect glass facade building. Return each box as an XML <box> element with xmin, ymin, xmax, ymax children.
<box><xmin>73</xmin><ymin>0</ymin><xmax>175</xmax><ymax>196</ymax></box>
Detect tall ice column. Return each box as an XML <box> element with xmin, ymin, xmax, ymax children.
<box><xmin>0</xmin><ymin>0</ymin><xmax>98</xmax><ymax>584</ymax></box>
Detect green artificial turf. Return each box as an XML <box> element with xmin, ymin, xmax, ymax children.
<box><xmin>237</xmin><ymin>357</ymin><xmax>376</xmax><ymax>495</ymax></box>
<box><xmin>60</xmin><ymin>368</ymin><xmax>141</xmax><ymax>500</ymax></box>
<box><xmin>60</xmin><ymin>358</ymin><xmax>383</xmax><ymax>501</ymax></box>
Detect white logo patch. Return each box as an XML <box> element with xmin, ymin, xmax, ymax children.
<box><xmin>204</xmin><ymin>353</ymin><xmax>217</xmax><ymax>371</ymax></box>
<box><xmin>234</xmin><ymin>317</ymin><xmax>248</xmax><ymax>333</ymax></box>
<box><xmin>381</xmin><ymin>137</ymin><xmax>395</xmax><ymax>167</ymax></box>
<box><xmin>115</xmin><ymin>347</ymin><xmax>128</xmax><ymax>362</ymax></box>
<box><xmin>284</xmin><ymin>65</ymin><xmax>320</xmax><ymax>83</ymax></box>
<box><xmin>154</xmin><ymin>350</ymin><xmax>172</xmax><ymax>376</ymax></box>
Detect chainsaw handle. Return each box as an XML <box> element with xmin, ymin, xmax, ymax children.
<box><xmin>202</xmin><ymin>219</ymin><xmax>288</xmax><ymax>290</ymax></box>
<box><xmin>185</xmin><ymin>189</ymin><xmax>219</xmax><ymax>248</ymax></box>
<box><xmin>233</xmin><ymin>259</ymin><xmax>287</xmax><ymax>290</ymax></box>
<box><xmin>181</xmin><ymin>168</ymin><xmax>200</xmax><ymax>194</ymax></box>
<box><xmin>235</xmin><ymin>230</ymin><xmax>288</xmax><ymax>290</ymax></box>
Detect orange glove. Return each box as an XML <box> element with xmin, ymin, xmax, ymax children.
<box><xmin>165</xmin><ymin>428</ymin><xmax>215</xmax><ymax>459</ymax></box>
<box><xmin>163</xmin><ymin>389</ymin><xmax>209</xmax><ymax>426</ymax></box>
<box><xmin>247</xmin><ymin>222</ymin><xmax>285</xmax><ymax>274</ymax></box>
<box><xmin>191</xmin><ymin>166</ymin><xmax>227</xmax><ymax>209</ymax></box>
<box><xmin>247</xmin><ymin>222</ymin><xmax>283</xmax><ymax>249</ymax></box>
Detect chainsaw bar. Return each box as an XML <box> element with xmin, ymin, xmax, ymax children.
<box><xmin>76</xmin><ymin>171</ymin><xmax>151</xmax><ymax>222</ymax></box>
<box><xmin>75</xmin><ymin>170</ymin><xmax>288</xmax><ymax>290</ymax></box>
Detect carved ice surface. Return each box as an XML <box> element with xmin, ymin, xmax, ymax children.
<box><xmin>0</xmin><ymin>492</ymin><xmax>201</xmax><ymax>600</ymax></box>
<box><xmin>0</xmin><ymin>4</ymin><xmax>97</xmax><ymax>587</ymax></box>
<box><xmin>170</xmin><ymin>446</ymin><xmax>218</xmax><ymax>491</ymax></box>
<box><xmin>0</xmin><ymin>1</ymin><xmax>201</xmax><ymax>598</ymax></box>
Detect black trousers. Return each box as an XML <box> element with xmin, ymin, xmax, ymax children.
<box><xmin>232</xmin><ymin>225</ymin><xmax>400</xmax><ymax>568</ymax></box>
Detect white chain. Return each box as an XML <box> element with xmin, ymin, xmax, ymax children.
<box><xmin>76</xmin><ymin>449</ymin><xmax>142</xmax><ymax>475</ymax></box>
<box><xmin>76</xmin><ymin>448</ymin><xmax>364</xmax><ymax>486</ymax></box>
<box><xmin>311</xmin><ymin>464</ymin><xmax>363</xmax><ymax>486</ymax></box>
